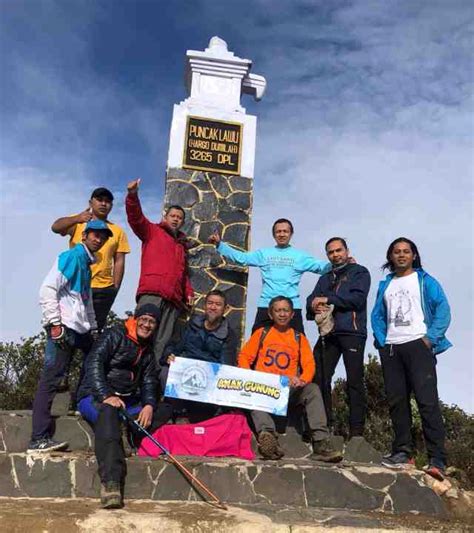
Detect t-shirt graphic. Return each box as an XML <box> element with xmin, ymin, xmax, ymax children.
<box><xmin>384</xmin><ymin>272</ymin><xmax>427</xmax><ymax>345</ymax></box>
<box><xmin>389</xmin><ymin>288</ymin><xmax>413</xmax><ymax>327</ymax></box>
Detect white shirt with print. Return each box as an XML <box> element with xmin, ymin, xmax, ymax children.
<box><xmin>384</xmin><ymin>272</ymin><xmax>427</xmax><ymax>344</ymax></box>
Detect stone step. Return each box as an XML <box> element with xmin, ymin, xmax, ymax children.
<box><xmin>0</xmin><ymin>411</ymin><xmax>382</xmax><ymax>464</ymax></box>
<box><xmin>0</xmin><ymin>451</ymin><xmax>447</xmax><ymax>518</ymax></box>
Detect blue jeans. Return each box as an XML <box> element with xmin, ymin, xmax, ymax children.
<box><xmin>31</xmin><ymin>328</ymin><xmax>92</xmax><ymax>441</ymax></box>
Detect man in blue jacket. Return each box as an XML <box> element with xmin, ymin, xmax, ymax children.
<box><xmin>159</xmin><ymin>290</ymin><xmax>238</xmax><ymax>421</ymax></box>
<box><xmin>209</xmin><ymin>219</ymin><xmax>330</xmax><ymax>333</ymax></box>
<box><xmin>306</xmin><ymin>238</ymin><xmax>371</xmax><ymax>438</ymax></box>
<box><xmin>371</xmin><ymin>237</ymin><xmax>451</xmax><ymax>480</ymax></box>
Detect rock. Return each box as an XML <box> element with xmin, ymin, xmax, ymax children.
<box><xmin>229</xmin><ymin>175</ymin><xmax>252</xmax><ymax>191</ymax></box>
<box><xmin>0</xmin><ymin>412</ymin><xmax>31</xmax><ymax>452</ymax></box>
<box><xmin>197</xmin><ymin>221</ymin><xmax>223</xmax><ymax>244</ymax></box>
<box><xmin>191</xmin><ymin>172</ymin><xmax>212</xmax><ymax>191</ymax></box>
<box><xmin>0</xmin><ymin>454</ymin><xmax>23</xmax><ymax>496</ymax></box>
<box><xmin>224</xmin><ymin>309</ymin><xmax>244</xmax><ymax>337</ymax></box>
<box><xmin>51</xmin><ymin>392</ymin><xmax>71</xmax><ymax>417</ymax></box>
<box><xmin>152</xmin><ymin>462</ymin><xmax>192</xmax><ymax>501</ymax></box>
<box><xmin>188</xmin><ymin>268</ymin><xmax>217</xmax><ymax>294</ymax></box>
<box><xmin>330</xmin><ymin>435</ymin><xmax>345</xmax><ymax>454</ymax></box>
<box><xmin>218</xmin><ymin>207</ymin><xmax>249</xmax><ymax>225</ymax></box>
<box><xmin>123</xmin><ymin>457</ymin><xmax>159</xmax><ymax>500</ymax></box>
<box><xmin>55</xmin><ymin>417</ymin><xmax>93</xmax><ymax>452</ymax></box>
<box><xmin>228</xmin><ymin>192</ymin><xmax>251</xmax><ymax>211</ymax></box>
<box><xmin>217</xmin><ymin>283</ymin><xmax>245</xmax><ymax>308</ymax></box>
<box><xmin>13</xmin><ymin>455</ymin><xmax>73</xmax><ymax>498</ymax></box>
<box><xmin>423</xmin><ymin>474</ymin><xmax>452</xmax><ymax>496</ymax></box>
<box><xmin>192</xmin><ymin>193</ymin><xmax>218</xmax><ymax>221</ymax></box>
<box><xmin>344</xmin><ymin>436</ymin><xmax>383</xmax><ymax>464</ymax></box>
<box><xmin>388</xmin><ymin>474</ymin><xmax>447</xmax><ymax>516</ymax></box>
<box><xmin>165</xmin><ymin>181</ymin><xmax>200</xmax><ymax>208</ymax></box>
<box><xmin>74</xmin><ymin>456</ymin><xmax>101</xmax><ymax>497</ymax></box>
<box><xmin>209</xmin><ymin>173</ymin><xmax>231</xmax><ymax>198</ymax></box>
<box><xmin>211</xmin><ymin>267</ymin><xmax>248</xmax><ymax>287</ymax></box>
<box><xmin>223</xmin><ymin>223</ymin><xmax>249</xmax><ymax>249</ymax></box>
<box><xmin>188</xmin><ymin>246</ymin><xmax>223</xmax><ymax>269</ymax></box>
<box><xmin>193</xmin><ymin>464</ymin><xmax>256</xmax><ymax>504</ymax></box>
<box><xmin>304</xmin><ymin>468</ymin><xmax>384</xmax><ymax>510</ymax></box>
<box><xmin>181</xmin><ymin>219</ymin><xmax>199</xmax><ymax>239</ymax></box>
<box><xmin>352</xmin><ymin>469</ymin><xmax>395</xmax><ymax>491</ymax></box>
<box><xmin>167</xmin><ymin>168</ymin><xmax>194</xmax><ymax>181</ymax></box>
<box><xmin>253</xmin><ymin>467</ymin><xmax>305</xmax><ymax>505</ymax></box>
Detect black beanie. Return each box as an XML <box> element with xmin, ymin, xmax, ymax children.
<box><xmin>135</xmin><ymin>303</ymin><xmax>161</xmax><ymax>321</ymax></box>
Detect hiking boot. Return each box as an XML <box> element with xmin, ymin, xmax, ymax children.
<box><xmin>257</xmin><ymin>431</ymin><xmax>283</xmax><ymax>460</ymax></box>
<box><xmin>27</xmin><ymin>438</ymin><xmax>68</xmax><ymax>453</ymax></box>
<box><xmin>310</xmin><ymin>438</ymin><xmax>343</xmax><ymax>463</ymax></box>
<box><xmin>100</xmin><ymin>481</ymin><xmax>123</xmax><ymax>509</ymax></box>
<box><xmin>423</xmin><ymin>459</ymin><xmax>446</xmax><ymax>481</ymax></box>
<box><xmin>382</xmin><ymin>452</ymin><xmax>415</xmax><ymax>470</ymax></box>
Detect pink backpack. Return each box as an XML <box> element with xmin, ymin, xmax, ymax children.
<box><xmin>138</xmin><ymin>413</ymin><xmax>255</xmax><ymax>460</ymax></box>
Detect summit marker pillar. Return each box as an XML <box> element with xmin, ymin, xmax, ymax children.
<box><xmin>164</xmin><ymin>37</ymin><xmax>266</xmax><ymax>342</ymax></box>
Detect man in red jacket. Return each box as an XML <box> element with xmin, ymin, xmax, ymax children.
<box><xmin>126</xmin><ymin>178</ymin><xmax>194</xmax><ymax>369</ymax></box>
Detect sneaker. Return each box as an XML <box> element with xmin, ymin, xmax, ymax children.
<box><xmin>100</xmin><ymin>481</ymin><xmax>123</xmax><ymax>509</ymax></box>
<box><xmin>381</xmin><ymin>452</ymin><xmax>415</xmax><ymax>469</ymax></box>
<box><xmin>423</xmin><ymin>459</ymin><xmax>446</xmax><ymax>481</ymax></box>
<box><xmin>257</xmin><ymin>431</ymin><xmax>284</xmax><ymax>460</ymax></box>
<box><xmin>311</xmin><ymin>438</ymin><xmax>343</xmax><ymax>463</ymax></box>
<box><xmin>27</xmin><ymin>438</ymin><xmax>69</xmax><ymax>453</ymax></box>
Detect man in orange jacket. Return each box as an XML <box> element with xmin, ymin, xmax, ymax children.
<box><xmin>239</xmin><ymin>296</ymin><xmax>342</xmax><ymax>462</ymax></box>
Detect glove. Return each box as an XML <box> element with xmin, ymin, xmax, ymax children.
<box><xmin>46</xmin><ymin>324</ymin><xmax>69</xmax><ymax>351</ymax></box>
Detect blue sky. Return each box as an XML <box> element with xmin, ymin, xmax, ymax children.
<box><xmin>1</xmin><ymin>0</ymin><xmax>472</xmax><ymax>411</ymax></box>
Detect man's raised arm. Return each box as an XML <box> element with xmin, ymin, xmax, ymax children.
<box><xmin>125</xmin><ymin>178</ymin><xmax>152</xmax><ymax>241</ymax></box>
<box><xmin>51</xmin><ymin>208</ymin><xmax>93</xmax><ymax>236</ymax></box>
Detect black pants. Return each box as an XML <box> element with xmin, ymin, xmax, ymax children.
<box><xmin>31</xmin><ymin>329</ymin><xmax>93</xmax><ymax>440</ymax></box>
<box><xmin>252</xmin><ymin>307</ymin><xmax>305</xmax><ymax>334</ymax></box>
<box><xmin>379</xmin><ymin>338</ymin><xmax>446</xmax><ymax>463</ymax></box>
<box><xmin>92</xmin><ymin>286</ymin><xmax>118</xmax><ymax>332</ymax></box>
<box><xmin>94</xmin><ymin>403</ymin><xmax>172</xmax><ymax>484</ymax></box>
<box><xmin>313</xmin><ymin>334</ymin><xmax>366</xmax><ymax>435</ymax></box>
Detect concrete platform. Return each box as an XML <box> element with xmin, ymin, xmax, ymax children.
<box><xmin>0</xmin><ymin>411</ymin><xmax>448</xmax><ymax>518</ymax></box>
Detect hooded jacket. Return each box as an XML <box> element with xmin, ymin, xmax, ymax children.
<box><xmin>371</xmin><ymin>269</ymin><xmax>452</xmax><ymax>355</ymax></box>
<box><xmin>126</xmin><ymin>193</ymin><xmax>194</xmax><ymax>306</ymax></box>
<box><xmin>78</xmin><ymin>318</ymin><xmax>157</xmax><ymax>407</ymax></box>
<box><xmin>306</xmin><ymin>263</ymin><xmax>370</xmax><ymax>337</ymax></box>
<box><xmin>162</xmin><ymin>314</ymin><xmax>237</xmax><ymax>366</ymax></box>
<box><xmin>39</xmin><ymin>243</ymin><xmax>97</xmax><ymax>333</ymax></box>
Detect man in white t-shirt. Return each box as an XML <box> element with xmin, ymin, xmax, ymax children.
<box><xmin>371</xmin><ymin>237</ymin><xmax>452</xmax><ymax>481</ymax></box>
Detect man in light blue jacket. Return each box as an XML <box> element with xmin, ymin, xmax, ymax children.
<box><xmin>209</xmin><ymin>218</ymin><xmax>330</xmax><ymax>333</ymax></box>
<box><xmin>371</xmin><ymin>237</ymin><xmax>451</xmax><ymax>481</ymax></box>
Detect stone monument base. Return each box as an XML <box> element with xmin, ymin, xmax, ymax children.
<box><xmin>0</xmin><ymin>411</ymin><xmax>456</xmax><ymax>519</ymax></box>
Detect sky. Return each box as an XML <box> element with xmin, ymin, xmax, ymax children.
<box><xmin>1</xmin><ymin>0</ymin><xmax>473</xmax><ymax>411</ymax></box>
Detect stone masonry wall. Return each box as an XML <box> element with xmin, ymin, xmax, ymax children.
<box><xmin>164</xmin><ymin>168</ymin><xmax>252</xmax><ymax>344</ymax></box>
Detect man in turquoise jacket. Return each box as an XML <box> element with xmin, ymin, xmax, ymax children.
<box><xmin>371</xmin><ymin>237</ymin><xmax>451</xmax><ymax>480</ymax></box>
<box><xmin>209</xmin><ymin>218</ymin><xmax>330</xmax><ymax>333</ymax></box>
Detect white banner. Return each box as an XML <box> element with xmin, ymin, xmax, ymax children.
<box><xmin>164</xmin><ymin>357</ymin><xmax>290</xmax><ymax>416</ymax></box>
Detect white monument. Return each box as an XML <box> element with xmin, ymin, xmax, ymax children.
<box><xmin>164</xmin><ymin>37</ymin><xmax>266</xmax><ymax>341</ymax></box>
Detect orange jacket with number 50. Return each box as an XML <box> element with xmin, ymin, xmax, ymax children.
<box><xmin>238</xmin><ymin>326</ymin><xmax>315</xmax><ymax>383</ymax></box>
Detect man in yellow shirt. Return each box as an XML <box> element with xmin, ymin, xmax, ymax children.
<box><xmin>51</xmin><ymin>187</ymin><xmax>130</xmax><ymax>331</ymax></box>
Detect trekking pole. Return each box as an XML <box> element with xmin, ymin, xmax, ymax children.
<box><xmin>119</xmin><ymin>409</ymin><xmax>227</xmax><ymax>510</ymax></box>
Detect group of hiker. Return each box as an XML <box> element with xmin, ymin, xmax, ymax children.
<box><xmin>28</xmin><ymin>179</ymin><xmax>452</xmax><ymax>509</ymax></box>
